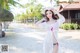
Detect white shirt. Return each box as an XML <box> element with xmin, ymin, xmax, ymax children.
<box><xmin>36</xmin><ymin>13</ymin><xmax>65</xmax><ymax>40</ymax></box>
<box><xmin>36</xmin><ymin>13</ymin><xmax>65</xmax><ymax>32</ymax></box>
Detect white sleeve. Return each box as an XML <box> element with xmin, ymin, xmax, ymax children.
<box><xmin>57</xmin><ymin>13</ymin><xmax>65</xmax><ymax>26</ymax></box>
<box><xmin>36</xmin><ymin>18</ymin><xmax>46</xmax><ymax>25</ymax></box>
<box><xmin>35</xmin><ymin>23</ymin><xmax>43</xmax><ymax>29</ymax></box>
<box><xmin>36</xmin><ymin>22</ymin><xmax>46</xmax><ymax>29</ymax></box>
<box><xmin>35</xmin><ymin>18</ymin><xmax>46</xmax><ymax>29</ymax></box>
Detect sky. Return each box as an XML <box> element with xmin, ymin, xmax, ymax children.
<box><xmin>10</xmin><ymin>0</ymin><xmax>56</xmax><ymax>16</ymax></box>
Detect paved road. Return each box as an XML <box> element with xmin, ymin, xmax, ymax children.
<box><xmin>0</xmin><ymin>23</ymin><xmax>80</xmax><ymax>53</ymax></box>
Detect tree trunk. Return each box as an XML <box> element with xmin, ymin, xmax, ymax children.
<box><xmin>34</xmin><ymin>17</ymin><xmax>35</xmax><ymax>23</ymax></box>
<box><xmin>2</xmin><ymin>22</ymin><xmax>8</xmax><ymax>31</ymax></box>
<box><xmin>0</xmin><ymin>22</ymin><xmax>2</xmax><ymax>37</ymax></box>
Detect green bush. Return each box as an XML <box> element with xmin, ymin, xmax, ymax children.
<box><xmin>77</xmin><ymin>25</ymin><xmax>80</xmax><ymax>29</ymax></box>
<box><xmin>71</xmin><ymin>23</ymin><xmax>77</xmax><ymax>30</ymax></box>
<box><xmin>60</xmin><ymin>23</ymin><xmax>70</xmax><ymax>30</ymax></box>
<box><xmin>60</xmin><ymin>23</ymin><xmax>79</xmax><ymax>30</ymax></box>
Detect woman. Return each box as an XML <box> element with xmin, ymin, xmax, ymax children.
<box><xmin>36</xmin><ymin>7</ymin><xmax>65</xmax><ymax>53</ymax></box>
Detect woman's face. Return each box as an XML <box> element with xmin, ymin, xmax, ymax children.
<box><xmin>46</xmin><ymin>10</ymin><xmax>53</xmax><ymax>19</ymax></box>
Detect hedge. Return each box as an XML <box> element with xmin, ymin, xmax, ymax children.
<box><xmin>60</xmin><ymin>23</ymin><xmax>80</xmax><ymax>30</ymax></box>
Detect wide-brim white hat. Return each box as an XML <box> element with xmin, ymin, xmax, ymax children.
<box><xmin>41</xmin><ymin>7</ymin><xmax>59</xmax><ymax>15</ymax></box>
<box><xmin>41</xmin><ymin>5</ymin><xmax>63</xmax><ymax>15</ymax></box>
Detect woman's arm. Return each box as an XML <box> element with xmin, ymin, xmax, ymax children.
<box><xmin>36</xmin><ymin>18</ymin><xmax>46</xmax><ymax>25</ymax></box>
<box><xmin>57</xmin><ymin>13</ymin><xmax>65</xmax><ymax>26</ymax></box>
<box><xmin>35</xmin><ymin>18</ymin><xmax>46</xmax><ymax>29</ymax></box>
<box><xmin>54</xmin><ymin>10</ymin><xmax>65</xmax><ymax>26</ymax></box>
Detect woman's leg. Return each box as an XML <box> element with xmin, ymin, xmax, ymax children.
<box><xmin>53</xmin><ymin>43</ymin><xmax>59</xmax><ymax>53</ymax></box>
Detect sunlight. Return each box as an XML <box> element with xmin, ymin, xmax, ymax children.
<box><xmin>17</xmin><ymin>32</ymin><xmax>45</xmax><ymax>40</ymax></box>
<box><xmin>11</xmin><ymin>0</ymin><xmax>56</xmax><ymax>16</ymax></box>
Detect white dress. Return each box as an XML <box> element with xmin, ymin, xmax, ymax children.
<box><xmin>36</xmin><ymin>13</ymin><xmax>65</xmax><ymax>53</ymax></box>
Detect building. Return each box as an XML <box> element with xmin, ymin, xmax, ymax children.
<box><xmin>58</xmin><ymin>0</ymin><xmax>80</xmax><ymax>24</ymax></box>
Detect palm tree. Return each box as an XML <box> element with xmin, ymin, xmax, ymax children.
<box><xmin>0</xmin><ymin>0</ymin><xmax>22</xmax><ymax>10</ymax></box>
<box><xmin>0</xmin><ymin>0</ymin><xmax>22</xmax><ymax>37</ymax></box>
<box><xmin>24</xmin><ymin>0</ymin><xmax>42</xmax><ymax>23</ymax></box>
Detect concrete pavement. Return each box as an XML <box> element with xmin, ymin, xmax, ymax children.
<box><xmin>0</xmin><ymin>22</ymin><xmax>80</xmax><ymax>53</ymax></box>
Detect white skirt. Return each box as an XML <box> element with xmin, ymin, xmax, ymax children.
<box><xmin>43</xmin><ymin>31</ymin><xmax>63</xmax><ymax>53</ymax></box>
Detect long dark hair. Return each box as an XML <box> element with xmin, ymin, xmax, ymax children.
<box><xmin>45</xmin><ymin>10</ymin><xmax>59</xmax><ymax>22</ymax></box>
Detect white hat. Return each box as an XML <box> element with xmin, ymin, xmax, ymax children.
<box><xmin>43</xmin><ymin>7</ymin><xmax>54</xmax><ymax>10</ymax></box>
<box><xmin>41</xmin><ymin>6</ymin><xmax>59</xmax><ymax>15</ymax></box>
<box><xmin>41</xmin><ymin>7</ymin><xmax>54</xmax><ymax>14</ymax></box>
